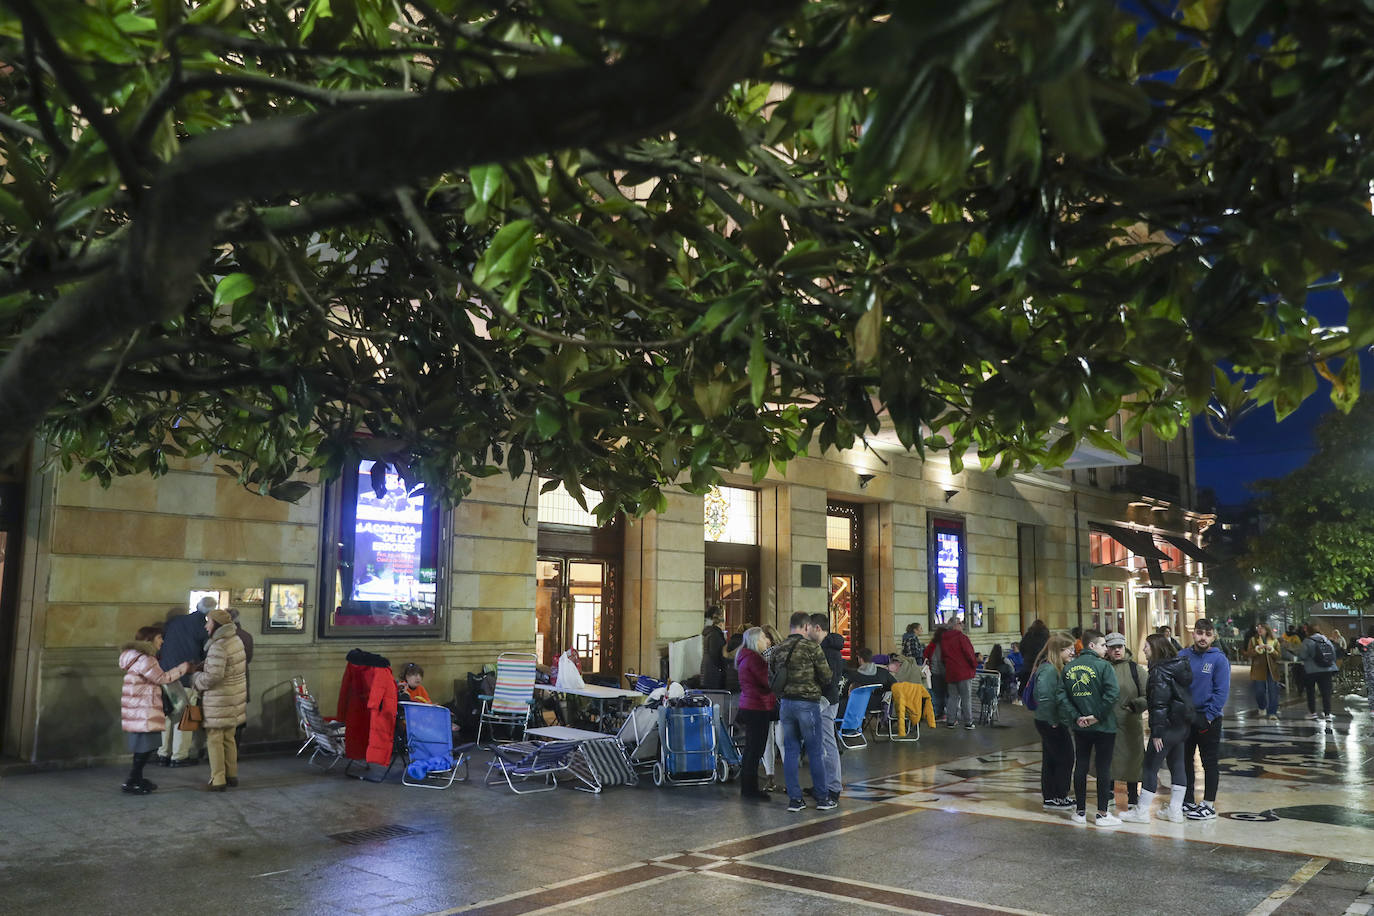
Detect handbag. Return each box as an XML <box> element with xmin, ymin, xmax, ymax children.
<box><xmin>178</xmin><ymin>701</ymin><xmax>203</xmax><ymax>732</ymax></box>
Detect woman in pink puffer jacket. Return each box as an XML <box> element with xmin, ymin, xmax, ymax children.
<box><xmin>119</xmin><ymin>625</ymin><xmax>191</xmax><ymax>795</ymax></box>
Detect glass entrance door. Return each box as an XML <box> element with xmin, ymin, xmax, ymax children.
<box><xmin>830</xmin><ymin>573</ymin><xmax>858</xmax><ymax>660</ymax></box>
<box><xmin>705</xmin><ymin>566</ymin><xmax>749</xmax><ymax>634</ymax></box>
<box><xmin>536</xmin><ymin>557</ymin><xmax>615</xmax><ymax>674</ymax></box>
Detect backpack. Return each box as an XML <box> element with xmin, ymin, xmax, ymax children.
<box><xmin>1021</xmin><ymin>664</ymin><xmax>1039</xmax><ymax>710</ymax></box>
<box><xmin>1312</xmin><ymin>635</ymin><xmax>1337</xmax><ymax>668</ymax></box>
<box><xmin>769</xmin><ymin>639</ymin><xmax>798</xmax><ymax>695</ymax></box>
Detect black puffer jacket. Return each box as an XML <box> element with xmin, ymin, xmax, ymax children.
<box><xmin>1146</xmin><ymin>655</ymin><xmax>1195</xmax><ymax>734</ymax></box>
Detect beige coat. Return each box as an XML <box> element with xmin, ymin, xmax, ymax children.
<box><xmin>193</xmin><ymin>622</ymin><xmax>247</xmax><ymax>729</ymax></box>
<box><xmin>1110</xmin><ymin>651</ymin><xmax>1147</xmax><ymax>783</ymax></box>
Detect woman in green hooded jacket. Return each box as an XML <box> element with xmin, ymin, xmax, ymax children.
<box><xmin>1032</xmin><ymin>634</ymin><xmax>1077</xmax><ymax>811</ymax></box>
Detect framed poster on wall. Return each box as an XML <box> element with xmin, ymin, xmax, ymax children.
<box><xmin>264</xmin><ymin>579</ymin><xmax>307</xmax><ymax>633</ymax></box>
<box><xmin>929</xmin><ymin>516</ymin><xmax>967</xmax><ymax>627</ymax></box>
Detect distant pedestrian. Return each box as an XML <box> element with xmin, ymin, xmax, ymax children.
<box><xmin>924</xmin><ymin>625</ymin><xmax>948</xmax><ymax>721</ymax></box>
<box><xmin>1179</xmin><ymin>618</ymin><xmax>1230</xmax><ymax>820</ymax></box>
<box><xmin>1298</xmin><ymin>625</ymin><xmax>1340</xmax><ymax>721</ymax></box>
<box><xmin>902</xmin><ymin>623</ymin><xmax>924</xmax><ymax>660</ymax></box>
<box><xmin>159</xmin><ymin>600</ymin><xmax>210</xmax><ymax>766</ymax></box>
<box><xmin>700</xmin><ymin>605</ymin><xmax>728</xmax><ymax>690</ymax></box>
<box><xmin>809</xmin><ymin>613</ymin><xmax>846</xmax><ymax>806</ymax></box>
<box><xmin>938</xmin><ymin>619</ymin><xmax>979</xmax><ymax>730</ymax></box>
<box><xmin>1122</xmin><ymin>634</ymin><xmax>1195</xmax><ymax>824</ymax></box>
<box><xmin>771</xmin><ymin>612</ymin><xmax>836</xmax><ymax>813</ymax></box>
<box><xmin>1063</xmin><ymin>629</ymin><xmax>1121</xmax><ymax>827</ymax></box>
<box><xmin>1105</xmin><ymin>633</ymin><xmax>1147</xmax><ymax>819</ymax></box>
<box><xmin>1157</xmin><ymin>625</ymin><xmax>1182</xmax><ymax>652</ymax></box>
<box><xmin>194</xmin><ymin>607</ymin><xmax>247</xmax><ymax>791</ymax></box>
<box><xmin>1357</xmin><ymin>630</ymin><xmax>1374</xmax><ymax>716</ymax></box>
<box><xmin>119</xmin><ymin>625</ymin><xmax>191</xmax><ymax>795</ymax></box>
<box><xmin>735</xmin><ymin>627</ymin><xmax>775</xmax><ymax>801</ymax></box>
<box><xmin>760</xmin><ymin>623</ymin><xmax>785</xmax><ymax>792</ymax></box>
<box><xmin>1018</xmin><ymin>620</ymin><xmax>1050</xmax><ymax>697</ymax></box>
<box><xmin>1032</xmin><ymin>634</ymin><xmax>1077</xmax><ymax>812</ymax></box>
<box><xmin>1246</xmin><ymin>623</ymin><xmax>1283</xmax><ymax>721</ymax></box>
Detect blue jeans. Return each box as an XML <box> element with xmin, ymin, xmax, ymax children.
<box><xmin>1251</xmin><ymin>678</ymin><xmax>1279</xmax><ymax>716</ymax></box>
<box><xmin>779</xmin><ymin>698</ymin><xmax>828</xmax><ymax>802</ymax></box>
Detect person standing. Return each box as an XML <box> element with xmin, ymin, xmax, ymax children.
<box><xmin>1032</xmin><ymin>634</ymin><xmax>1077</xmax><ymax>811</ymax></box>
<box><xmin>1246</xmin><ymin>623</ymin><xmax>1283</xmax><ymax>721</ymax></box>
<box><xmin>902</xmin><ymin>623</ymin><xmax>924</xmax><ymax>660</ymax></box>
<box><xmin>700</xmin><ymin>605</ymin><xmax>728</xmax><ymax>690</ymax></box>
<box><xmin>1179</xmin><ymin>618</ymin><xmax>1230</xmax><ymax>820</ymax></box>
<box><xmin>771</xmin><ymin>612</ymin><xmax>835</xmax><ymax>813</ymax></box>
<box><xmin>938</xmin><ymin>618</ymin><xmax>979</xmax><ymax>730</ymax></box>
<box><xmin>119</xmin><ymin>625</ymin><xmax>192</xmax><ymax>795</ymax></box>
<box><xmin>159</xmin><ymin>599</ymin><xmax>210</xmax><ymax>766</ymax></box>
<box><xmin>1018</xmin><ymin>620</ymin><xmax>1050</xmax><ymax>698</ymax></box>
<box><xmin>1357</xmin><ymin>630</ymin><xmax>1374</xmax><ymax>717</ymax></box>
<box><xmin>809</xmin><ymin>613</ymin><xmax>846</xmax><ymax>806</ymax></box>
<box><xmin>1063</xmin><ymin>629</ymin><xmax>1122</xmax><ymax>827</ymax></box>
<box><xmin>735</xmin><ymin>626</ymin><xmax>775</xmax><ymax>801</ymax></box>
<box><xmin>1298</xmin><ymin>625</ymin><xmax>1340</xmax><ymax>721</ymax></box>
<box><xmin>194</xmin><ymin>607</ymin><xmax>248</xmax><ymax>791</ymax></box>
<box><xmin>1122</xmin><ymin>633</ymin><xmax>1195</xmax><ymax>824</ymax></box>
<box><xmin>1105</xmin><ymin>633</ymin><xmax>1147</xmax><ymax>818</ymax></box>
<box><xmin>924</xmin><ymin>625</ymin><xmax>948</xmax><ymax>721</ymax></box>
<box><xmin>760</xmin><ymin>623</ymin><xmax>786</xmax><ymax>792</ymax></box>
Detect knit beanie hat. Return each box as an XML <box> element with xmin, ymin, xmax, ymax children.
<box><xmin>209</xmin><ymin>607</ymin><xmax>232</xmax><ymax>626</ymax></box>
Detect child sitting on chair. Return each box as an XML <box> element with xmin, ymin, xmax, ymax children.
<box><xmin>397</xmin><ymin>662</ymin><xmax>433</xmax><ymax>704</ymax></box>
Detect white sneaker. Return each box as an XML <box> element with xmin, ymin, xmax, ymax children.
<box><xmin>1120</xmin><ymin>806</ymin><xmax>1151</xmax><ymax>824</ymax></box>
<box><xmin>1071</xmin><ymin>811</ymin><xmax>1086</xmax><ymax>825</ymax></box>
<box><xmin>1164</xmin><ymin>807</ymin><xmax>1185</xmax><ymax>823</ymax></box>
<box><xmin>1094</xmin><ymin>812</ymin><xmax>1123</xmax><ymax>828</ymax></box>
<box><xmin>1306</xmin><ymin>712</ymin><xmax>1321</xmax><ymax>719</ymax></box>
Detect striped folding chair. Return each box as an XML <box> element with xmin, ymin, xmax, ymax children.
<box><xmin>476</xmin><ymin>652</ymin><xmax>537</xmax><ymax>746</ymax></box>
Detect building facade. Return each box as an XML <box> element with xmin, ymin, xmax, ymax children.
<box><xmin>0</xmin><ymin>423</ymin><xmax>1210</xmax><ymax>765</ymax></box>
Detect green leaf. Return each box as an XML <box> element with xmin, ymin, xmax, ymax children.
<box><xmin>1038</xmin><ymin>72</ymin><xmax>1105</xmax><ymax>159</ymax></box>
<box><xmin>473</xmin><ymin>219</ymin><xmax>536</xmax><ymax>288</ymax></box>
<box><xmin>213</xmin><ymin>273</ymin><xmax>256</xmax><ymax>307</ymax></box>
<box><xmin>1225</xmin><ymin>0</ymin><xmax>1268</xmax><ymax>34</ymax></box>
<box><xmin>470</xmin><ymin>164</ymin><xmax>503</xmax><ymax>205</ymax></box>
<box><xmin>533</xmin><ymin>403</ymin><xmax>562</xmax><ymax>439</ymax></box>
<box><xmin>853</xmin><ymin>289</ymin><xmax>882</xmax><ymax>366</ymax></box>
<box><xmin>268</xmin><ymin>481</ymin><xmax>312</xmax><ymax>503</ymax></box>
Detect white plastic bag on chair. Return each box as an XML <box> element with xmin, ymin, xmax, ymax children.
<box><xmin>556</xmin><ymin>651</ymin><xmax>586</xmax><ymax>691</ymax></box>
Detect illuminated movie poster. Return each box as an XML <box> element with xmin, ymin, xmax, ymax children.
<box><xmin>932</xmin><ymin>518</ymin><xmax>965</xmax><ymax>625</ymax></box>
<box><xmin>342</xmin><ymin>460</ymin><xmax>437</xmax><ymax>622</ymax></box>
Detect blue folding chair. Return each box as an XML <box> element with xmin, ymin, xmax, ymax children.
<box><xmin>399</xmin><ymin>702</ymin><xmax>474</xmax><ymax>789</ymax></box>
<box><xmin>839</xmin><ymin>684</ymin><xmax>880</xmax><ymax>749</ymax></box>
<box><xmin>485</xmin><ymin>740</ymin><xmax>587</xmax><ymax>794</ymax></box>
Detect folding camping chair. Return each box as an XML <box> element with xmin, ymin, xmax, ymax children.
<box><xmin>879</xmin><ymin>681</ymin><xmax>930</xmax><ymax>742</ymax></box>
<box><xmin>476</xmin><ymin>652</ymin><xmax>537</xmax><ymax>746</ymax></box>
<box><xmin>484</xmin><ymin>740</ymin><xmax>587</xmax><ymax>794</ymax></box>
<box><xmin>398</xmin><ymin>702</ymin><xmax>475</xmax><ymax>789</ymax></box>
<box><xmin>293</xmin><ymin>679</ymin><xmax>346</xmax><ymax>770</ymax></box>
<box><xmin>838</xmin><ymin>684</ymin><xmax>880</xmax><ymax>749</ymax></box>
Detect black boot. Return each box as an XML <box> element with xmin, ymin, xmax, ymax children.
<box><xmin>123</xmin><ymin>750</ymin><xmax>154</xmax><ymax>794</ymax></box>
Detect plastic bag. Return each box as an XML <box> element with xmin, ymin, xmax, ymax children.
<box><xmin>556</xmin><ymin>651</ymin><xmax>586</xmax><ymax>691</ymax></box>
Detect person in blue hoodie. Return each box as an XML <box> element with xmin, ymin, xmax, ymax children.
<box><xmin>1178</xmin><ymin>618</ymin><xmax>1230</xmax><ymax>821</ymax></box>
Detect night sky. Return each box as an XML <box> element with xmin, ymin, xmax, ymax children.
<box><xmin>1191</xmin><ymin>288</ymin><xmax>1352</xmax><ymax>507</ymax></box>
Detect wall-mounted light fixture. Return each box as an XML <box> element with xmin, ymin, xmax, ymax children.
<box><xmin>858</xmin><ymin>473</ymin><xmax>877</xmax><ymax>489</ymax></box>
<box><xmin>943</xmin><ymin>488</ymin><xmax>959</xmax><ymax>502</ymax></box>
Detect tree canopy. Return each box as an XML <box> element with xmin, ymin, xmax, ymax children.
<box><xmin>2</xmin><ymin>0</ymin><xmax>1374</xmax><ymax>516</ymax></box>
<box><xmin>1247</xmin><ymin>398</ymin><xmax>1374</xmax><ymax>606</ymax></box>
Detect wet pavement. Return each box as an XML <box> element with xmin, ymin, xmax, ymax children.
<box><xmin>2</xmin><ymin>675</ymin><xmax>1373</xmax><ymax>916</ymax></box>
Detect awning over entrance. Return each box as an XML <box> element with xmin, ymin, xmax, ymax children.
<box><xmin>1154</xmin><ymin>532</ymin><xmax>1213</xmax><ymax>564</ymax></box>
<box><xmin>1089</xmin><ymin>522</ymin><xmax>1171</xmax><ymax>563</ymax></box>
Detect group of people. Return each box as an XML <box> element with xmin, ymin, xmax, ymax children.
<box><xmin>1244</xmin><ymin>621</ymin><xmax>1354</xmax><ymax>721</ymax></box>
<box><xmin>118</xmin><ymin>597</ymin><xmax>249</xmax><ymax>794</ymax></box>
<box><xmin>1029</xmin><ymin>618</ymin><xmax>1230</xmax><ymax>827</ymax></box>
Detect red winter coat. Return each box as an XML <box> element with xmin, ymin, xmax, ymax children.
<box><xmin>119</xmin><ymin>642</ymin><xmax>190</xmax><ymax>734</ymax></box>
<box><xmin>736</xmin><ymin>647</ymin><xmax>776</xmax><ymax>712</ymax></box>
<box><xmin>939</xmin><ymin>629</ymin><xmax>978</xmax><ymax>684</ymax></box>
<box><xmin>338</xmin><ymin>662</ymin><xmax>398</xmax><ymax>765</ymax></box>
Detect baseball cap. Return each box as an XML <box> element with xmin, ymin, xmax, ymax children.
<box><xmin>1104</xmin><ymin>632</ymin><xmax>1126</xmax><ymax>648</ymax></box>
<box><xmin>1193</xmin><ymin>618</ymin><xmax>1215</xmax><ymax>632</ymax></box>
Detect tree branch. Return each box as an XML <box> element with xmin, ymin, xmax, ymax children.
<box><xmin>0</xmin><ymin>0</ymin><xmax>804</xmax><ymax>466</ymax></box>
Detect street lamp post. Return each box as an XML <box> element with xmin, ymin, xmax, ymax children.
<box><xmin>1277</xmin><ymin>590</ymin><xmax>1290</xmax><ymax>634</ymax></box>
